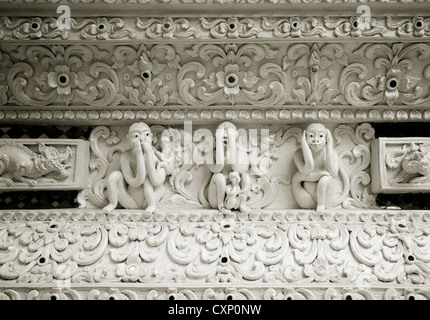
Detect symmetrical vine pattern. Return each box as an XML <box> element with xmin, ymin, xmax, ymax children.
<box><xmin>1</xmin><ymin>0</ymin><xmax>430</xmax><ymax>301</ymax></box>
<box><xmin>0</xmin><ymin>42</ymin><xmax>429</xmax><ymax>124</ymax></box>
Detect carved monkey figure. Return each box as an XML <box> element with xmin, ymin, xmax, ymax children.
<box><xmin>291</xmin><ymin>123</ymin><xmax>339</xmax><ymax>212</ymax></box>
<box><xmin>102</xmin><ymin>122</ymin><xmax>166</xmax><ymax>214</ymax></box>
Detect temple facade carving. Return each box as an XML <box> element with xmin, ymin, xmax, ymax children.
<box><xmin>0</xmin><ymin>0</ymin><xmax>430</xmax><ymax>300</ymax></box>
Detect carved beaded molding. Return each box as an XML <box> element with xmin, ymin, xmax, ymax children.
<box><xmin>1</xmin><ymin>1</ymin><xmax>430</xmax><ymax>301</ymax></box>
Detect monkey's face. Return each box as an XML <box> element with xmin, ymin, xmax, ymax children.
<box><xmin>306</xmin><ymin>124</ymin><xmax>327</xmax><ymax>152</ymax></box>
<box><xmin>128</xmin><ymin>127</ymin><xmax>152</xmax><ymax>147</ymax></box>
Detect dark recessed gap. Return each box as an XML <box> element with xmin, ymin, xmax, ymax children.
<box><xmin>389</xmin><ymin>79</ymin><xmax>397</xmax><ymax>88</ymax></box>
<box><xmin>221</xmin><ymin>257</ymin><xmax>228</xmax><ymax>264</ymax></box>
<box><xmin>345</xmin><ymin>295</ymin><xmax>352</xmax><ymax>300</ymax></box>
<box><xmin>31</xmin><ymin>22</ymin><xmax>39</xmax><ymax>29</ymax></box>
<box><xmin>408</xmin><ymin>255</ymin><xmax>415</xmax><ymax>262</ymax></box>
<box><xmin>59</xmin><ymin>75</ymin><xmax>67</xmax><ymax>84</ymax></box>
<box><xmin>98</xmin><ymin>24</ymin><xmax>105</xmax><ymax>30</ymax></box>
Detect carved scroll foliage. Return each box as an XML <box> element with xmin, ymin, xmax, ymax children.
<box><xmin>7</xmin><ymin>45</ymin><xmax>124</xmax><ymax>107</ymax></box>
<box><xmin>1</xmin><ymin>16</ymin><xmax>430</xmax><ymax>41</ymax></box>
<box><xmin>1</xmin><ymin>216</ymin><xmax>430</xmax><ymax>286</ymax></box>
<box><xmin>1</xmin><ymin>42</ymin><xmax>429</xmax><ymax>112</ymax></box>
<box><xmin>178</xmin><ymin>43</ymin><xmax>285</xmax><ymax>106</ymax></box>
<box><xmin>340</xmin><ymin>43</ymin><xmax>430</xmax><ymax>107</ymax></box>
<box><xmin>112</xmin><ymin>44</ymin><xmax>180</xmax><ymax>107</ymax></box>
<box><xmin>282</xmin><ymin>43</ymin><xmax>348</xmax><ymax>106</ymax></box>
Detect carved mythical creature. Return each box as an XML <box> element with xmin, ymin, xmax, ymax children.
<box><xmin>388</xmin><ymin>142</ymin><xmax>430</xmax><ymax>184</ymax></box>
<box><xmin>0</xmin><ymin>141</ymin><xmax>72</xmax><ymax>186</ymax></box>
<box><xmin>291</xmin><ymin>123</ymin><xmax>349</xmax><ymax>212</ymax></box>
<box><xmin>102</xmin><ymin>122</ymin><xmax>167</xmax><ymax>214</ymax></box>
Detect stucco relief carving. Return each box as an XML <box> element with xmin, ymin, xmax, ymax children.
<box><xmin>1</xmin><ymin>16</ymin><xmax>430</xmax><ymax>41</ymax></box>
<box><xmin>1</xmin><ymin>0</ymin><xmax>430</xmax><ymax>302</ymax></box>
<box><xmin>77</xmin><ymin>121</ymin><xmax>376</xmax><ymax>214</ymax></box>
<box><xmin>371</xmin><ymin>138</ymin><xmax>430</xmax><ymax>193</ymax></box>
<box><xmin>0</xmin><ymin>212</ymin><xmax>429</xmax><ymax>288</ymax></box>
<box><xmin>0</xmin><ymin>139</ymin><xmax>88</xmax><ymax>190</ymax></box>
<box><xmin>0</xmin><ymin>0</ymin><xmax>428</xmax><ymax>4</ymax></box>
<box><xmin>0</xmin><ymin>42</ymin><xmax>429</xmax><ymax>120</ymax></box>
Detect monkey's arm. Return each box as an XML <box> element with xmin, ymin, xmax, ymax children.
<box><xmin>325</xmin><ymin>129</ymin><xmax>339</xmax><ymax>178</ymax></box>
<box><xmin>121</xmin><ymin>151</ymin><xmax>146</xmax><ymax>187</ymax></box>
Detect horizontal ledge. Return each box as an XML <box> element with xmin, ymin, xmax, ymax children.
<box><xmin>0</xmin><ymin>208</ymin><xmax>429</xmax><ymax>222</ymax></box>
<box><xmin>0</xmin><ymin>107</ymin><xmax>429</xmax><ymax>125</ymax></box>
<box><xmin>0</xmin><ymin>282</ymin><xmax>428</xmax><ymax>290</ymax></box>
<box><xmin>1</xmin><ymin>3</ymin><xmax>430</xmax><ymax>17</ymax></box>
<box><xmin>1</xmin><ymin>38</ymin><xmax>430</xmax><ymax>45</ymax></box>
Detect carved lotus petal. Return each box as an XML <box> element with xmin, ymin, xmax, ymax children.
<box><xmin>47</xmin><ymin>72</ymin><xmax>59</xmax><ymax>89</ymax></box>
<box><xmin>57</xmin><ymin>85</ymin><xmax>72</xmax><ymax>96</ymax></box>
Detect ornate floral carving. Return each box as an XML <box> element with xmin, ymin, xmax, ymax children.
<box><xmin>341</xmin><ymin>43</ymin><xmax>430</xmax><ymax>107</ymax></box>
<box><xmin>201</xmin><ymin>17</ymin><xmax>261</xmax><ymax>39</ymax></box>
<box><xmin>0</xmin><ymin>42</ymin><xmax>429</xmax><ymax>114</ymax></box>
<box><xmin>282</xmin><ymin>43</ymin><xmax>347</xmax><ymax>106</ymax></box>
<box><xmin>0</xmin><ymin>214</ymin><xmax>429</xmax><ymax>289</ymax></box>
<box><xmin>136</xmin><ymin>17</ymin><xmax>198</xmax><ymax>39</ymax></box>
<box><xmin>7</xmin><ymin>45</ymin><xmax>124</xmax><ymax>107</ymax></box>
<box><xmin>1</xmin><ymin>16</ymin><xmax>429</xmax><ymax>41</ymax></box>
<box><xmin>179</xmin><ymin>43</ymin><xmax>283</xmax><ymax>106</ymax></box>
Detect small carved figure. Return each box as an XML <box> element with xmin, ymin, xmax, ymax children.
<box><xmin>155</xmin><ymin>135</ymin><xmax>175</xmax><ymax>175</ymax></box>
<box><xmin>102</xmin><ymin>122</ymin><xmax>167</xmax><ymax>214</ymax></box>
<box><xmin>291</xmin><ymin>123</ymin><xmax>339</xmax><ymax>212</ymax></box>
<box><xmin>224</xmin><ymin>171</ymin><xmax>249</xmax><ymax>212</ymax></box>
<box><xmin>205</xmin><ymin>121</ymin><xmax>251</xmax><ymax>213</ymax></box>
<box><xmin>0</xmin><ymin>141</ymin><xmax>72</xmax><ymax>186</ymax></box>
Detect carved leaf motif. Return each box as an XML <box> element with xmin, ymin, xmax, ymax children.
<box><xmin>136</xmin><ymin>17</ymin><xmax>198</xmax><ymax>39</ymax></box>
<box><xmin>200</xmin><ymin>17</ymin><xmax>261</xmax><ymax>39</ymax></box>
<box><xmin>0</xmin><ymin>17</ymin><xmax>67</xmax><ymax>40</ymax></box>
<box><xmin>341</xmin><ymin>43</ymin><xmax>430</xmax><ymax>107</ymax></box>
<box><xmin>179</xmin><ymin>43</ymin><xmax>283</xmax><ymax>106</ymax></box>
<box><xmin>334</xmin><ymin>123</ymin><xmax>376</xmax><ymax>209</ymax></box>
<box><xmin>73</xmin><ymin>17</ymin><xmax>136</xmax><ymax>40</ymax></box>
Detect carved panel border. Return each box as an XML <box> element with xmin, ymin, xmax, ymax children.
<box><xmin>0</xmin><ymin>42</ymin><xmax>429</xmax><ymax>123</ymax></box>
<box><xmin>371</xmin><ymin>138</ymin><xmax>430</xmax><ymax>194</ymax></box>
<box><xmin>0</xmin><ymin>139</ymin><xmax>89</xmax><ymax>191</ymax></box>
<box><xmin>1</xmin><ymin>211</ymin><xmax>430</xmax><ymax>289</ymax></box>
<box><xmin>1</xmin><ymin>16</ymin><xmax>429</xmax><ymax>41</ymax></box>
<box><xmin>0</xmin><ymin>285</ymin><xmax>429</xmax><ymax>300</ymax></box>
